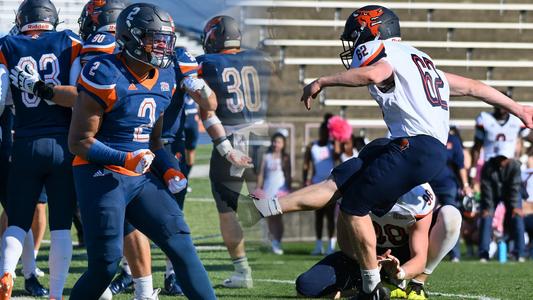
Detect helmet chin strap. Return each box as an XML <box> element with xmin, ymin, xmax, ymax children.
<box><xmin>124</xmin><ymin>48</ymin><xmax>156</xmax><ymax>69</ymax></box>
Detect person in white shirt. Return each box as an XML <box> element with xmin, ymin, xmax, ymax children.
<box><xmin>471</xmin><ymin>105</ymin><xmax>530</xmax><ymax>261</ymax></box>
<box><xmin>245</xmin><ymin>5</ymin><xmax>533</xmax><ymax>299</ymax></box>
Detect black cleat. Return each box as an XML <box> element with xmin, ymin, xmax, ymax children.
<box><xmin>352</xmin><ymin>282</ymin><xmax>390</xmax><ymax>300</ymax></box>
<box><xmin>406</xmin><ymin>281</ymin><xmax>428</xmax><ymax>300</ymax></box>
<box><xmin>24</xmin><ymin>274</ymin><xmax>49</xmax><ymax>297</ymax></box>
<box><xmin>164</xmin><ymin>273</ymin><xmax>184</xmax><ymax>296</ymax></box>
<box><xmin>109</xmin><ymin>269</ymin><xmax>133</xmax><ymax>295</ymax></box>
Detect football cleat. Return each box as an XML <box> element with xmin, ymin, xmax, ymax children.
<box><xmin>352</xmin><ymin>282</ymin><xmax>391</xmax><ymax>300</ymax></box>
<box><xmin>109</xmin><ymin>269</ymin><xmax>133</xmax><ymax>295</ymax></box>
<box><xmin>24</xmin><ymin>274</ymin><xmax>49</xmax><ymax>297</ymax></box>
<box><xmin>222</xmin><ymin>270</ymin><xmax>253</xmax><ymax>289</ymax></box>
<box><xmin>163</xmin><ymin>274</ymin><xmax>184</xmax><ymax>296</ymax></box>
<box><xmin>390</xmin><ymin>287</ymin><xmax>407</xmax><ymax>299</ymax></box>
<box><xmin>406</xmin><ymin>282</ymin><xmax>428</xmax><ymax>300</ymax></box>
<box><xmin>0</xmin><ymin>272</ymin><xmax>13</xmax><ymax>300</ymax></box>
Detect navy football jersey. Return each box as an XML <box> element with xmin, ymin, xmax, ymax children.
<box><xmin>80</xmin><ymin>32</ymin><xmax>116</xmax><ymax>66</ymax></box>
<box><xmin>197</xmin><ymin>49</ymin><xmax>271</xmax><ymax>127</ymax></box>
<box><xmin>78</xmin><ymin>53</ymin><xmax>176</xmax><ymax>157</ymax></box>
<box><xmin>162</xmin><ymin>47</ymin><xmax>198</xmax><ymax>143</ymax></box>
<box><xmin>0</xmin><ymin>30</ymin><xmax>82</xmax><ymax>138</ymax></box>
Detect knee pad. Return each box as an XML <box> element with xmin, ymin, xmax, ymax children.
<box><xmin>439</xmin><ymin>205</ymin><xmax>462</xmax><ymax>236</ymax></box>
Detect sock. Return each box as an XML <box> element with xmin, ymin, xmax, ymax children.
<box><xmin>410</xmin><ymin>278</ymin><xmax>424</xmax><ymax>286</ymax></box>
<box><xmin>425</xmin><ymin>205</ymin><xmax>462</xmax><ymax>274</ymax></box>
<box><xmin>49</xmin><ymin>230</ymin><xmax>72</xmax><ymax>299</ymax></box>
<box><xmin>34</xmin><ymin>250</ymin><xmax>38</xmax><ymax>259</ymax></box>
<box><xmin>133</xmin><ymin>275</ymin><xmax>153</xmax><ymax>299</ymax></box>
<box><xmin>232</xmin><ymin>256</ymin><xmax>250</xmax><ymax>273</ymax></box>
<box><xmin>122</xmin><ymin>257</ymin><xmax>132</xmax><ymax>276</ymax></box>
<box><xmin>361</xmin><ymin>268</ymin><xmax>380</xmax><ymax>293</ymax></box>
<box><xmin>1</xmin><ymin>226</ymin><xmax>26</xmax><ymax>275</ymax></box>
<box><xmin>165</xmin><ymin>258</ymin><xmax>175</xmax><ymax>277</ymax></box>
<box><xmin>328</xmin><ymin>238</ymin><xmax>336</xmax><ymax>251</ymax></box>
<box><xmin>314</xmin><ymin>239</ymin><xmax>322</xmax><ymax>250</ymax></box>
<box><xmin>22</xmin><ymin>230</ymin><xmax>36</xmax><ymax>279</ymax></box>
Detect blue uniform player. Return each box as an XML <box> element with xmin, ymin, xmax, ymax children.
<box><xmin>0</xmin><ymin>0</ymin><xmax>82</xmax><ymax>298</ymax></box>
<box><xmin>68</xmin><ymin>4</ymin><xmax>215</xmax><ymax>300</ymax></box>
<box><xmin>197</xmin><ymin>15</ymin><xmax>272</xmax><ymax>288</ymax></box>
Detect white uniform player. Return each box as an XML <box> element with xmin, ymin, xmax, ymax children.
<box><xmin>352</xmin><ymin>40</ymin><xmax>450</xmax><ymax>145</ymax></box>
<box><xmin>475</xmin><ymin>111</ymin><xmax>530</xmax><ymax>160</ymax></box>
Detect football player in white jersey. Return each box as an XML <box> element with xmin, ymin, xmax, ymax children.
<box><xmin>245</xmin><ymin>5</ymin><xmax>533</xmax><ymax>299</ymax></box>
<box><xmin>471</xmin><ymin>106</ymin><xmax>530</xmax><ymax>261</ymax></box>
<box><xmin>293</xmin><ymin>182</ymin><xmax>462</xmax><ymax>300</ymax></box>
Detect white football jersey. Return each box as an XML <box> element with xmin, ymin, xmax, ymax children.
<box><xmin>475</xmin><ymin>111</ymin><xmax>529</xmax><ymax>161</ymax></box>
<box><xmin>370</xmin><ymin>183</ymin><xmax>435</xmax><ymax>248</ymax></box>
<box><xmin>351</xmin><ymin>40</ymin><xmax>450</xmax><ymax>145</ymax></box>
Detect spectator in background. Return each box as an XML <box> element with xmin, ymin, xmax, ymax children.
<box><xmin>256</xmin><ymin>131</ymin><xmax>291</xmax><ymax>255</ymax></box>
<box><xmin>471</xmin><ymin>106</ymin><xmax>529</xmax><ymax>262</ymax></box>
<box><xmin>521</xmin><ymin>148</ymin><xmax>533</xmax><ymax>258</ymax></box>
<box><xmin>429</xmin><ymin>126</ymin><xmax>472</xmax><ymax>262</ymax></box>
<box><xmin>303</xmin><ymin>114</ymin><xmax>338</xmax><ymax>255</ymax></box>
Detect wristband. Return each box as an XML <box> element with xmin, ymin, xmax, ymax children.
<box><xmin>34</xmin><ymin>81</ymin><xmax>55</xmax><ymax>100</ymax></box>
<box><xmin>215</xmin><ymin>139</ymin><xmax>233</xmax><ymax>157</ymax></box>
<box><xmin>86</xmin><ymin>140</ymin><xmax>127</xmax><ymax>166</ymax></box>
<box><xmin>202</xmin><ymin>115</ymin><xmax>221</xmax><ymax>130</ymax></box>
<box><xmin>397</xmin><ymin>267</ymin><xmax>406</xmax><ymax>280</ymax></box>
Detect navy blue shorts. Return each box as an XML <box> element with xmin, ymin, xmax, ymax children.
<box><xmin>73</xmin><ymin>164</ymin><xmax>190</xmax><ymax>265</ymax></box>
<box><xmin>332</xmin><ymin>135</ymin><xmax>446</xmax><ymax>217</ymax></box>
<box><xmin>7</xmin><ymin>135</ymin><xmax>75</xmax><ymax>231</ymax></box>
<box><xmin>183</xmin><ymin>117</ymin><xmax>199</xmax><ymax>151</ymax></box>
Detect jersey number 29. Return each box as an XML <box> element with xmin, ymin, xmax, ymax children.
<box><xmin>222</xmin><ymin>66</ymin><xmax>261</xmax><ymax>113</ymax></box>
<box><xmin>16</xmin><ymin>54</ymin><xmax>60</xmax><ymax>108</ymax></box>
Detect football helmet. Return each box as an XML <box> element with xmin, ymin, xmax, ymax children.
<box><xmin>116</xmin><ymin>3</ymin><xmax>176</xmax><ymax>68</ymax></box>
<box><xmin>201</xmin><ymin>15</ymin><xmax>241</xmax><ymax>54</ymax></box>
<box><xmin>339</xmin><ymin>5</ymin><xmax>400</xmax><ymax>69</ymax></box>
<box><xmin>78</xmin><ymin>0</ymin><xmax>127</xmax><ymax>41</ymax></box>
<box><xmin>15</xmin><ymin>0</ymin><xmax>58</xmax><ymax>33</ymax></box>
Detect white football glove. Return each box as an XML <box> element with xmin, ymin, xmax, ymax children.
<box><xmin>10</xmin><ymin>65</ymin><xmax>41</xmax><ymax>95</ymax></box>
<box><xmin>125</xmin><ymin>149</ymin><xmax>155</xmax><ymax>174</ymax></box>
<box><xmin>250</xmin><ymin>193</ymin><xmax>283</xmax><ymax>217</ymax></box>
<box><xmin>181</xmin><ymin>76</ymin><xmax>212</xmax><ymax>99</ymax></box>
<box><xmin>168</xmin><ymin>175</ymin><xmax>187</xmax><ymax>194</ymax></box>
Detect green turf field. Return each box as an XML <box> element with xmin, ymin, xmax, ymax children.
<box><xmin>11</xmin><ymin>171</ymin><xmax>533</xmax><ymax>299</ymax></box>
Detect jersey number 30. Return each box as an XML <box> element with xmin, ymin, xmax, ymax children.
<box><xmin>222</xmin><ymin>66</ymin><xmax>261</xmax><ymax>113</ymax></box>
<box><xmin>16</xmin><ymin>54</ymin><xmax>60</xmax><ymax>108</ymax></box>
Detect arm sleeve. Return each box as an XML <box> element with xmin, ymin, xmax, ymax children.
<box><xmin>350</xmin><ymin>41</ymin><xmax>387</xmax><ymax>68</ymax></box>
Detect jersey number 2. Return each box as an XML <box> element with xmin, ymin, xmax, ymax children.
<box><xmin>16</xmin><ymin>54</ymin><xmax>60</xmax><ymax>108</ymax></box>
<box><xmin>222</xmin><ymin>66</ymin><xmax>261</xmax><ymax>113</ymax></box>
<box><xmin>133</xmin><ymin>98</ymin><xmax>156</xmax><ymax>142</ymax></box>
<box><xmin>411</xmin><ymin>54</ymin><xmax>448</xmax><ymax>111</ymax></box>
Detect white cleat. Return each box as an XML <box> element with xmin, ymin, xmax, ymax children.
<box><xmin>222</xmin><ymin>271</ymin><xmax>253</xmax><ymax>289</ymax></box>
<box><xmin>34</xmin><ymin>267</ymin><xmax>45</xmax><ymax>278</ymax></box>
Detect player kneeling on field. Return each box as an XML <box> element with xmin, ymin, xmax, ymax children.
<box><xmin>295</xmin><ymin>184</ymin><xmax>461</xmax><ymax>300</ymax></box>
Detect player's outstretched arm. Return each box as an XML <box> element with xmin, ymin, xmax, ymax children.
<box><xmin>301</xmin><ymin>59</ymin><xmax>393</xmax><ymax>110</ymax></box>
<box><xmin>445</xmin><ymin>72</ymin><xmax>533</xmax><ymax>127</ymax></box>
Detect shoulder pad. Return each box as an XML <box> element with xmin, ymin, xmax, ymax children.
<box><xmin>78</xmin><ymin>55</ymin><xmax>118</xmax><ymax>111</ymax></box>
<box><xmin>350</xmin><ymin>40</ymin><xmax>386</xmax><ymax>68</ymax></box>
<box><xmin>396</xmin><ymin>183</ymin><xmax>435</xmax><ymax>219</ymax></box>
<box><xmin>174</xmin><ymin>48</ymin><xmax>198</xmax><ymax>77</ymax></box>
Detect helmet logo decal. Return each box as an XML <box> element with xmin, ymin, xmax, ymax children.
<box><xmin>354</xmin><ymin>8</ymin><xmax>383</xmax><ymax>36</ymax></box>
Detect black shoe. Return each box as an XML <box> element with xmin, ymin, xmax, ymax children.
<box><xmin>164</xmin><ymin>273</ymin><xmax>184</xmax><ymax>296</ymax></box>
<box><xmin>352</xmin><ymin>282</ymin><xmax>390</xmax><ymax>300</ymax></box>
<box><xmin>24</xmin><ymin>274</ymin><xmax>49</xmax><ymax>297</ymax></box>
<box><xmin>109</xmin><ymin>269</ymin><xmax>133</xmax><ymax>295</ymax></box>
